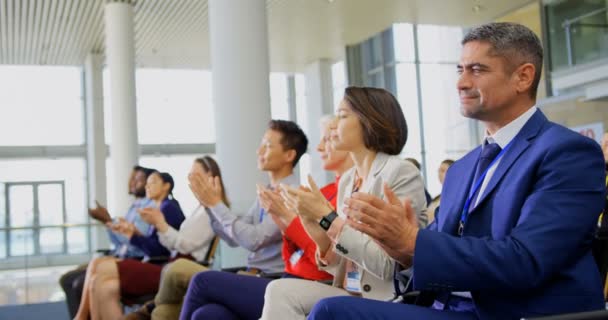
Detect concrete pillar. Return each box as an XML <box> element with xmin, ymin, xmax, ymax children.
<box><xmin>84</xmin><ymin>53</ymin><xmax>109</xmax><ymax>251</ymax></box>
<box><xmin>104</xmin><ymin>0</ymin><xmax>139</xmax><ymax>216</ymax></box>
<box><xmin>209</xmin><ymin>0</ymin><xmax>271</xmax><ymax>267</ymax></box>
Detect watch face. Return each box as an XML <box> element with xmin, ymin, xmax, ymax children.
<box><xmin>320</xmin><ymin>219</ymin><xmax>329</xmax><ymax>229</ymax></box>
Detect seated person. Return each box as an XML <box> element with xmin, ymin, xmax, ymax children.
<box><xmin>134</xmin><ymin>120</ymin><xmax>308</xmax><ymax>320</ymax></box>
<box><xmin>74</xmin><ymin>171</ymin><xmax>185</xmax><ymax>320</ymax></box>
<box><xmin>177</xmin><ymin>116</ymin><xmax>353</xmax><ymax>320</ymax></box>
<box><xmin>260</xmin><ymin>87</ymin><xmax>428</xmax><ymax>320</ymax></box>
<box><xmin>427</xmin><ymin>159</ymin><xmax>454</xmax><ymax>222</ymax></box>
<box><xmin>60</xmin><ymin>165</ymin><xmax>155</xmax><ymax>318</ymax></box>
<box><xmin>124</xmin><ymin>156</ymin><xmax>229</xmax><ymax>320</ymax></box>
<box><xmin>405</xmin><ymin>157</ymin><xmax>432</xmax><ymax>205</ymax></box>
<box><xmin>308</xmin><ymin>22</ymin><xmax>606</xmax><ymax>320</ymax></box>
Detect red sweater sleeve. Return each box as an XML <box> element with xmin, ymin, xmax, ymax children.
<box><xmin>282</xmin><ymin>217</ymin><xmax>332</xmax><ymax>280</ymax></box>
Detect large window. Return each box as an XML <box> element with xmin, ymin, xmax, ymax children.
<box><xmin>349</xmin><ymin>24</ymin><xmax>473</xmax><ymax>196</ymax></box>
<box><xmin>0</xmin><ymin>159</ymin><xmax>88</xmax><ymax>260</ymax></box>
<box><xmin>0</xmin><ymin>66</ymin><xmax>83</xmax><ymax>146</ymax></box>
<box><xmin>270</xmin><ymin>73</ymin><xmax>290</xmax><ymax>120</ymax></box>
<box><xmin>103</xmin><ymin>69</ymin><xmax>215</xmax><ymax>144</ymax></box>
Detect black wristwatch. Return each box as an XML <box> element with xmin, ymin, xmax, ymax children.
<box><xmin>319</xmin><ymin>211</ymin><xmax>338</xmax><ymax>231</ymax></box>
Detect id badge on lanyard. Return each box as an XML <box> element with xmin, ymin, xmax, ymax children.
<box><xmin>345</xmin><ymin>265</ymin><xmax>362</xmax><ymax>293</ymax></box>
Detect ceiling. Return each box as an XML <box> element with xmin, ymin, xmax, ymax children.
<box><xmin>0</xmin><ymin>0</ymin><xmax>536</xmax><ymax>71</ymax></box>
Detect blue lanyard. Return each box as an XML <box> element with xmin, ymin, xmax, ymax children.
<box><xmin>458</xmin><ymin>141</ymin><xmax>512</xmax><ymax>236</ymax></box>
<box><xmin>259</xmin><ymin>208</ymin><xmax>265</xmax><ymax>223</ymax></box>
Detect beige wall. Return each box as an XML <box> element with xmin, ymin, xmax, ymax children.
<box><xmin>496</xmin><ymin>1</ymin><xmax>547</xmax><ymax>99</ymax></box>
<box><xmin>541</xmin><ymin>98</ymin><xmax>608</xmax><ymax>135</ymax></box>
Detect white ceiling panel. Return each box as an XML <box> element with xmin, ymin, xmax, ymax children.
<box><xmin>0</xmin><ymin>0</ymin><xmax>536</xmax><ymax>70</ymax></box>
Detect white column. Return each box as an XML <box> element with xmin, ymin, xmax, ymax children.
<box><xmin>209</xmin><ymin>0</ymin><xmax>271</xmax><ymax>268</ymax></box>
<box><xmin>304</xmin><ymin>59</ymin><xmax>334</xmax><ymax>186</ymax></box>
<box><xmin>104</xmin><ymin>0</ymin><xmax>139</xmax><ymax>216</ymax></box>
<box><xmin>84</xmin><ymin>53</ymin><xmax>109</xmax><ymax>251</ymax></box>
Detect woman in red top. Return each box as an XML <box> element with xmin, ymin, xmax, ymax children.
<box><xmin>177</xmin><ymin>116</ymin><xmax>353</xmax><ymax>320</ymax></box>
<box><xmin>270</xmin><ymin>115</ymin><xmax>354</xmax><ymax>279</ymax></box>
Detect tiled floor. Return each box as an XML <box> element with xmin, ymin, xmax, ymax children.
<box><xmin>0</xmin><ymin>265</ymin><xmax>75</xmax><ymax>305</ymax></box>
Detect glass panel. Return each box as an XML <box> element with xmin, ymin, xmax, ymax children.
<box><xmin>9</xmin><ymin>185</ymin><xmax>34</xmax><ymax>228</ymax></box>
<box><xmin>0</xmin><ymin>159</ymin><xmax>87</xmax><ymax>226</ymax></box>
<box><xmin>393</xmin><ymin>23</ymin><xmax>416</xmax><ymax>62</ymax></box>
<box><xmin>10</xmin><ymin>229</ymin><xmax>34</xmax><ymax>256</ymax></box>
<box><xmin>270</xmin><ymin>73</ymin><xmax>290</xmax><ymax>120</ymax></box>
<box><xmin>395</xmin><ymin>63</ymin><xmax>421</xmax><ymax>160</ymax></box>
<box><xmin>331</xmin><ymin>61</ymin><xmax>346</xmax><ymax>89</ymax></box>
<box><xmin>417</xmin><ymin>25</ymin><xmax>463</xmax><ymax>63</ymax></box>
<box><xmin>295</xmin><ymin>75</ymin><xmax>309</xmax><ymax>135</ymax></box>
<box><xmin>38</xmin><ymin>184</ymin><xmax>64</xmax><ymax>226</ymax></box>
<box><xmin>366</xmin><ymin>72</ymin><xmax>384</xmax><ymax>88</ymax></box>
<box><xmin>67</xmin><ymin>227</ymin><xmax>88</xmax><ymax>254</ymax></box>
<box><xmin>419</xmin><ymin>63</ymin><xmax>469</xmax><ymax>196</ymax></box>
<box><xmin>105</xmin><ymin>69</ymin><xmax>216</xmax><ymax>144</ymax></box>
<box><xmin>0</xmin><ymin>231</ymin><xmax>5</xmax><ymax>259</ymax></box>
<box><xmin>382</xmin><ymin>28</ymin><xmax>395</xmax><ymax>64</ymax></box>
<box><xmin>384</xmin><ymin>65</ymin><xmax>397</xmax><ymax>95</ymax></box>
<box><xmin>298</xmin><ymin>153</ymin><xmax>312</xmax><ymax>186</ymax></box>
<box><xmin>39</xmin><ymin>228</ymin><xmax>63</xmax><ymax>254</ymax></box>
<box><xmin>0</xmin><ymin>66</ymin><xmax>83</xmax><ymax>146</ymax></box>
<box><xmin>546</xmin><ymin>0</ymin><xmax>608</xmax><ymax>69</ymax></box>
<box><xmin>371</xmin><ymin>35</ymin><xmax>384</xmax><ymax>68</ymax></box>
<box><xmin>0</xmin><ymin>183</ymin><xmax>5</xmax><ymax>228</ymax></box>
<box><xmin>332</xmin><ymin>61</ymin><xmax>346</xmax><ymax>109</ymax></box>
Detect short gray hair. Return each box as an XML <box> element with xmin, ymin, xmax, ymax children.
<box><xmin>462</xmin><ymin>22</ymin><xmax>543</xmax><ymax>98</ymax></box>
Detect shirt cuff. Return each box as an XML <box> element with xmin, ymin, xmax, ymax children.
<box><xmin>209</xmin><ymin>203</ymin><xmax>229</xmax><ymax>220</ymax></box>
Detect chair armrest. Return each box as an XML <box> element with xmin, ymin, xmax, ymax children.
<box><xmin>221</xmin><ymin>266</ymin><xmax>247</xmax><ymax>273</ymax></box>
<box><xmin>259</xmin><ymin>272</ymin><xmax>284</xmax><ymax>279</ymax></box>
<box><xmin>96</xmin><ymin>249</ymin><xmax>113</xmax><ymax>256</ymax></box>
<box><xmin>144</xmin><ymin>256</ymin><xmax>171</xmax><ymax>265</ymax></box>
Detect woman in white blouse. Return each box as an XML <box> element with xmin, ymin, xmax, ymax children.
<box><xmin>140</xmin><ymin>157</ymin><xmax>227</xmax><ymax>261</ymax></box>
<box><xmin>132</xmin><ymin>156</ymin><xmax>229</xmax><ymax>320</ymax></box>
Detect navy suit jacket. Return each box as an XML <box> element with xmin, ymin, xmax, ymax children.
<box><xmin>413</xmin><ymin>110</ymin><xmax>606</xmax><ymax>319</ymax></box>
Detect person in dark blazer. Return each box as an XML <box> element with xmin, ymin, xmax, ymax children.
<box><xmin>308</xmin><ymin>22</ymin><xmax>606</xmax><ymax>320</ymax></box>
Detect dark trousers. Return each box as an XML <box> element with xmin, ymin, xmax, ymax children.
<box><xmin>309</xmin><ymin>296</ymin><xmax>478</xmax><ymax>320</ymax></box>
<box><xmin>58</xmin><ymin>265</ymin><xmax>87</xmax><ymax>318</ymax></box>
<box><xmin>179</xmin><ymin>270</ymin><xmax>297</xmax><ymax>320</ymax></box>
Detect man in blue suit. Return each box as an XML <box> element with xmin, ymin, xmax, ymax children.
<box><xmin>308</xmin><ymin>22</ymin><xmax>606</xmax><ymax>320</ymax></box>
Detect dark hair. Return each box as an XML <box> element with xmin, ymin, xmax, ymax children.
<box><xmin>133</xmin><ymin>165</ymin><xmax>156</xmax><ymax>178</ymax></box>
<box><xmin>343</xmin><ymin>87</ymin><xmax>407</xmax><ymax>155</ymax></box>
<box><xmin>267</xmin><ymin>120</ymin><xmax>308</xmax><ymax>168</ymax></box>
<box><xmin>441</xmin><ymin>159</ymin><xmax>455</xmax><ymax>167</ymax></box>
<box><xmin>462</xmin><ymin>22</ymin><xmax>543</xmax><ymax>98</ymax></box>
<box><xmin>194</xmin><ymin>156</ymin><xmax>231</xmax><ymax>208</ymax></box>
<box><xmin>150</xmin><ymin>171</ymin><xmax>175</xmax><ymax>199</ymax></box>
<box><xmin>405</xmin><ymin>158</ymin><xmax>421</xmax><ymax>170</ymax></box>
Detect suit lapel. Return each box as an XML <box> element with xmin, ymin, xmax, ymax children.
<box><xmin>471</xmin><ymin>110</ymin><xmax>546</xmax><ymax>211</ymax></box>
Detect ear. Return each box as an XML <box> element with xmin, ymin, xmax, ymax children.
<box><xmin>514</xmin><ymin>62</ymin><xmax>536</xmax><ymax>95</ymax></box>
<box><xmin>284</xmin><ymin>149</ymin><xmax>297</xmax><ymax>165</ymax></box>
